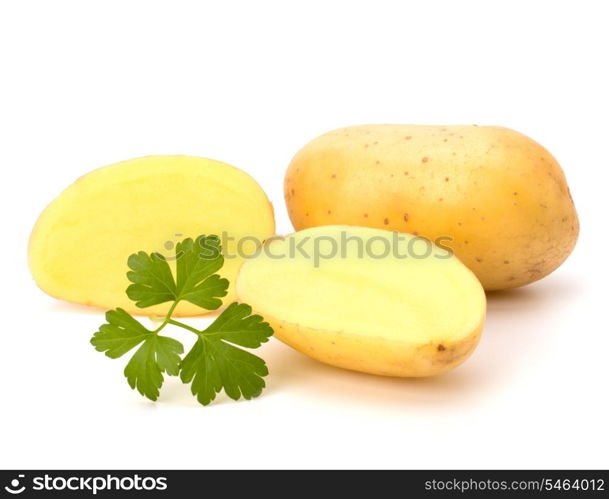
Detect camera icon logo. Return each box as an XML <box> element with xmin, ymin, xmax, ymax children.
<box><xmin>160</xmin><ymin>233</ymin><xmax>184</xmax><ymax>261</ymax></box>
<box><xmin>4</xmin><ymin>474</ymin><xmax>26</xmax><ymax>494</ymax></box>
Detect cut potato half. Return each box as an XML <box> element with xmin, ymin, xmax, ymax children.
<box><xmin>236</xmin><ymin>226</ymin><xmax>486</xmax><ymax>376</ymax></box>
<box><xmin>29</xmin><ymin>155</ymin><xmax>275</xmax><ymax>316</ymax></box>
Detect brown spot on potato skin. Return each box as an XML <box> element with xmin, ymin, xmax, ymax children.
<box><xmin>327</xmin><ymin>210</ymin><xmax>332</xmax><ymax>215</ymax></box>
<box><xmin>422</xmin><ymin>157</ymin><xmax>429</xmax><ymax>163</ymax></box>
<box><xmin>383</xmin><ymin>218</ymin><xmax>389</xmax><ymax>225</ymax></box>
<box><xmin>291</xmin><ymin>189</ymin><xmax>295</xmax><ymax>195</ymax></box>
<box><xmin>376</xmin><ymin>160</ymin><xmax>381</xmax><ymax>165</ymax></box>
<box><xmin>476</xmin><ymin>257</ymin><xmax>483</xmax><ymax>262</ymax></box>
<box><xmin>437</xmin><ymin>344</ymin><xmax>446</xmax><ymax>352</ymax></box>
<box><xmin>504</xmin><ymin>260</ymin><xmax>510</xmax><ymax>264</ymax></box>
<box><xmin>404</xmin><ymin>136</ymin><xmax>412</xmax><ymax>140</ymax></box>
<box><xmin>403</xmin><ymin>213</ymin><xmax>409</xmax><ymax>222</ymax></box>
<box><xmin>331</xmin><ymin>174</ymin><xmax>336</xmax><ymax>179</ymax></box>
<box><xmin>404</xmin><ymin>171</ymin><xmax>409</xmax><ymax>176</ymax></box>
<box><xmin>430</xmin><ymin>337</ymin><xmax>477</xmax><ymax>367</ymax></box>
<box><xmin>363</xmin><ymin>213</ymin><xmax>368</xmax><ymax>218</ymax></box>
<box><xmin>445</xmin><ymin>177</ymin><xmax>450</xmax><ymax>182</ymax></box>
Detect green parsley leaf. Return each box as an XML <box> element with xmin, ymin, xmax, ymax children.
<box><xmin>125</xmin><ymin>252</ymin><xmax>176</xmax><ymax>308</ymax></box>
<box><xmin>175</xmin><ymin>235</ymin><xmax>227</xmax><ymax>310</ymax></box>
<box><xmin>91</xmin><ymin>308</ymin><xmax>150</xmax><ymax>358</ymax></box>
<box><xmin>124</xmin><ymin>334</ymin><xmax>183</xmax><ymax>401</ymax></box>
<box><xmin>91</xmin><ymin>308</ymin><xmax>183</xmax><ymax>401</ymax></box>
<box><xmin>180</xmin><ymin>303</ymin><xmax>274</xmax><ymax>405</ymax></box>
<box><xmin>126</xmin><ymin>235</ymin><xmax>229</xmax><ymax>309</ymax></box>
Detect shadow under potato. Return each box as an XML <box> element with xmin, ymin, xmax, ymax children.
<box><xmin>485</xmin><ymin>272</ymin><xmax>583</xmax><ymax>316</ymax></box>
<box><xmin>104</xmin><ymin>273</ymin><xmax>587</xmax><ymax>409</ymax></box>
<box><xmin>258</xmin><ymin>273</ymin><xmax>584</xmax><ymax>409</ymax></box>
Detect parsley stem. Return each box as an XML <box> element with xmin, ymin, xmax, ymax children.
<box><xmin>166</xmin><ymin>318</ymin><xmax>200</xmax><ymax>335</ymax></box>
<box><xmin>151</xmin><ymin>300</ymin><xmax>200</xmax><ymax>336</ymax></box>
<box><xmin>152</xmin><ymin>300</ymin><xmax>180</xmax><ymax>333</ymax></box>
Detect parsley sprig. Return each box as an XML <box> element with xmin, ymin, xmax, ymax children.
<box><xmin>91</xmin><ymin>235</ymin><xmax>274</xmax><ymax>405</ymax></box>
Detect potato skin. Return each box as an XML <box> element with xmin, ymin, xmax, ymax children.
<box><xmin>264</xmin><ymin>314</ymin><xmax>484</xmax><ymax>377</ymax></box>
<box><xmin>285</xmin><ymin>125</ymin><xmax>579</xmax><ymax>290</ymax></box>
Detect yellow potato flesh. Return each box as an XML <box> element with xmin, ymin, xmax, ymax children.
<box><xmin>236</xmin><ymin>226</ymin><xmax>486</xmax><ymax>377</ymax></box>
<box><xmin>29</xmin><ymin>155</ymin><xmax>275</xmax><ymax>316</ymax></box>
<box><xmin>285</xmin><ymin>125</ymin><xmax>579</xmax><ymax>290</ymax></box>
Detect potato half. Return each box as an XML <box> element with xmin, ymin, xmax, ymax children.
<box><xmin>236</xmin><ymin>226</ymin><xmax>486</xmax><ymax>377</ymax></box>
<box><xmin>285</xmin><ymin>125</ymin><xmax>579</xmax><ymax>290</ymax></box>
<box><xmin>29</xmin><ymin>155</ymin><xmax>275</xmax><ymax>316</ymax></box>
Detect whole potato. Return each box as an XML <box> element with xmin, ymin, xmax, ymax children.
<box><xmin>285</xmin><ymin>125</ymin><xmax>579</xmax><ymax>290</ymax></box>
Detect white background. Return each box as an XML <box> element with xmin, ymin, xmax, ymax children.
<box><xmin>1</xmin><ymin>0</ymin><xmax>607</xmax><ymax>469</ymax></box>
